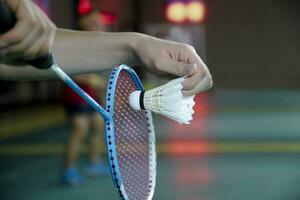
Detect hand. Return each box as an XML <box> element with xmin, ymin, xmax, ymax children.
<box><xmin>135</xmin><ymin>35</ymin><xmax>213</xmax><ymax>96</ymax></box>
<box><xmin>0</xmin><ymin>0</ymin><xmax>56</xmax><ymax>62</ymax></box>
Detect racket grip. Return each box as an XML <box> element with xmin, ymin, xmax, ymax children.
<box><xmin>0</xmin><ymin>0</ymin><xmax>54</xmax><ymax>69</ymax></box>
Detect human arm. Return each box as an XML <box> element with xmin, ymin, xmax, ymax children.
<box><xmin>1</xmin><ymin>29</ymin><xmax>212</xmax><ymax>95</ymax></box>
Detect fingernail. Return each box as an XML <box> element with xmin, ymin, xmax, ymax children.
<box><xmin>184</xmin><ymin>64</ymin><xmax>197</xmax><ymax>76</ymax></box>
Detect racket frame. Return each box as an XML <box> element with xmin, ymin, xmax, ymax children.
<box><xmin>105</xmin><ymin>65</ymin><xmax>156</xmax><ymax>200</ymax></box>
<box><xmin>51</xmin><ymin>64</ymin><xmax>156</xmax><ymax>200</ymax></box>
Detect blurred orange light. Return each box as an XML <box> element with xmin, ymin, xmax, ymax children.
<box><xmin>186</xmin><ymin>1</ymin><xmax>205</xmax><ymax>23</ymax></box>
<box><xmin>166</xmin><ymin>2</ymin><xmax>186</xmax><ymax>23</ymax></box>
<box><xmin>165</xmin><ymin>141</ymin><xmax>210</xmax><ymax>156</ymax></box>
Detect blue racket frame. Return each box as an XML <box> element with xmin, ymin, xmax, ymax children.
<box><xmin>50</xmin><ymin>64</ymin><xmax>156</xmax><ymax>200</ymax></box>
<box><xmin>105</xmin><ymin>65</ymin><xmax>156</xmax><ymax>200</ymax></box>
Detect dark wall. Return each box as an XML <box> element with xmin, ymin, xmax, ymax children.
<box><xmin>50</xmin><ymin>0</ymin><xmax>135</xmax><ymax>30</ymax></box>
<box><xmin>50</xmin><ymin>0</ymin><xmax>74</xmax><ymax>28</ymax></box>
<box><xmin>207</xmin><ymin>0</ymin><xmax>300</xmax><ymax>89</ymax></box>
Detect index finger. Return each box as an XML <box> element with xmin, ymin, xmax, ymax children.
<box><xmin>181</xmin><ymin>53</ymin><xmax>213</xmax><ymax>95</ymax></box>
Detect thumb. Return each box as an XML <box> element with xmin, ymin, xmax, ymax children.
<box><xmin>162</xmin><ymin>61</ymin><xmax>197</xmax><ymax>77</ymax></box>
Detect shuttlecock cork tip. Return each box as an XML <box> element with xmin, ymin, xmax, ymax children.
<box><xmin>129</xmin><ymin>90</ymin><xmax>143</xmax><ymax>111</ymax></box>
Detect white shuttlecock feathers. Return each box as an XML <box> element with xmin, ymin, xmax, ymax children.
<box><xmin>129</xmin><ymin>77</ymin><xmax>195</xmax><ymax>124</ymax></box>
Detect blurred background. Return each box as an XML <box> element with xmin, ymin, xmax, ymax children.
<box><xmin>1</xmin><ymin>0</ymin><xmax>300</xmax><ymax>199</ymax></box>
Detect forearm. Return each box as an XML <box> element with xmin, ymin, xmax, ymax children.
<box><xmin>0</xmin><ymin>29</ymin><xmax>144</xmax><ymax>80</ymax></box>
<box><xmin>54</xmin><ymin>29</ymin><xmax>143</xmax><ymax>74</ymax></box>
<box><xmin>0</xmin><ymin>64</ymin><xmax>54</xmax><ymax>80</ymax></box>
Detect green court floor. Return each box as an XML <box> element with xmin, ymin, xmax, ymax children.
<box><xmin>1</xmin><ymin>90</ymin><xmax>300</xmax><ymax>200</ymax></box>
<box><xmin>2</xmin><ymin>155</ymin><xmax>300</xmax><ymax>200</ymax></box>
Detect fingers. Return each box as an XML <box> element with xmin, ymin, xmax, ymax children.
<box><xmin>181</xmin><ymin>55</ymin><xmax>210</xmax><ymax>87</ymax></box>
<box><xmin>182</xmin><ymin>60</ymin><xmax>213</xmax><ymax>95</ymax></box>
<box><xmin>177</xmin><ymin>44</ymin><xmax>213</xmax><ymax>95</ymax></box>
<box><xmin>1</xmin><ymin>20</ymin><xmax>41</xmax><ymax>57</ymax></box>
<box><xmin>170</xmin><ymin>61</ymin><xmax>197</xmax><ymax>76</ymax></box>
<box><xmin>0</xmin><ymin>0</ymin><xmax>56</xmax><ymax>61</ymax></box>
<box><xmin>157</xmin><ymin>57</ymin><xmax>213</xmax><ymax>96</ymax></box>
<box><xmin>153</xmin><ymin>49</ymin><xmax>213</xmax><ymax>95</ymax></box>
<box><xmin>159</xmin><ymin>59</ymin><xmax>198</xmax><ymax>77</ymax></box>
<box><xmin>183</xmin><ymin>74</ymin><xmax>213</xmax><ymax>96</ymax></box>
<box><xmin>0</xmin><ymin>0</ymin><xmax>35</xmax><ymax>46</ymax></box>
<box><xmin>177</xmin><ymin>62</ymin><xmax>198</xmax><ymax>76</ymax></box>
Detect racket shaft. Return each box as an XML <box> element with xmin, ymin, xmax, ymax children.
<box><xmin>50</xmin><ymin>64</ymin><xmax>111</xmax><ymax>121</ymax></box>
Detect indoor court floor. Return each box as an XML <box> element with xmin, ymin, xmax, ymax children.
<box><xmin>1</xmin><ymin>90</ymin><xmax>300</xmax><ymax>200</ymax></box>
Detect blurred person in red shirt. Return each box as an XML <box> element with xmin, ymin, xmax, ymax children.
<box><xmin>61</xmin><ymin>1</ymin><xmax>109</xmax><ymax>186</ymax></box>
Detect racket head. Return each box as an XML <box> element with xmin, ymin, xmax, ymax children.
<box><xmin>105</xmin><ymin>65</ymin><xmax>156</xmax><ymax>200</ymax></box>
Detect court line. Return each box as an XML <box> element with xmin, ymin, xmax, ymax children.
<box><xmin>2</xmin><ymin>142</ymin><xmax>300</xmax><ymax>156</ymax></box>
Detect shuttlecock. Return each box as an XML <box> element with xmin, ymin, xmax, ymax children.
<box><xmin>128</xmin><ymin>77</ymin><xmax>195</xmax><ymax>124</ymax></box>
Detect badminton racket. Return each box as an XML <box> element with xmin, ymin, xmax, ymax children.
<box><xmin>0</xmin><ymin>2</ymin><xmax>156</xmax><ymax>199</ymax></box>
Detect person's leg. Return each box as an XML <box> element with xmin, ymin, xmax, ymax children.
<box><xmin>64</xmin><ymin>114</ymin><xmax>89</xmax><ymax>168</ymax></box>
<box><xmin>88</xmin><ymin>112</ymin><xmax>103</xmax><ymax>163</ymax></box>
<box><xmin>62</xmin><ymin>113</ymin><xmax>89</xmax><ymax>185</ymax></box>
<box><xmin>85</xmin><ymin>112</ymin><xmax>109</xmax><ymax>176</ymax></box>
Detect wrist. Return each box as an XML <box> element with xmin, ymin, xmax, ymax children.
<box><xmin>126</xmin><ymin>32</ymin><xmax>149</xmax><ymax>66</ymax></box>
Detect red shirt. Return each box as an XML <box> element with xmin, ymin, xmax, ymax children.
<box><xmin>63</xmin><ymin>84</ymin><xmax>99</xmax><ymax>105</ymax></box>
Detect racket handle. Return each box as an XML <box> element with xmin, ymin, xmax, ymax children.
<box><xmin>0</xmin><ymin>0</ymin><xmax>54</xmax><ymax>69</ymax></box>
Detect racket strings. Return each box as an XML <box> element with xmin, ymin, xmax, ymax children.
<box><xmin>114</xmin><ymin>70</ymin><xmax>151</xmax><ymax>200</ymax></box>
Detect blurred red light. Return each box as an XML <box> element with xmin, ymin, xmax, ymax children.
<box><xmin>99</xmin><ymin>12</ymin><xmax>117</xmax><ymax>25</ymax></box>
<box><xmin>77</xmin><ymin>0</ymin><xmax>92</xmax><ymax>16</ymax></box>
